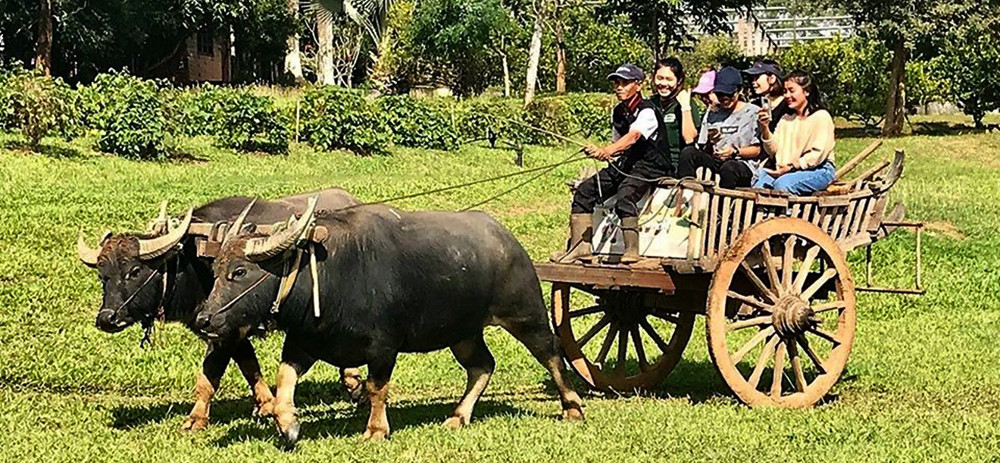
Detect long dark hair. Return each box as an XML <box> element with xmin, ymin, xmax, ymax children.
<box><xmin>760</xmin><ymin>59</ymin><xmax>784</xmax><ymax>98</ymax></box>
<box><xmin>654</xmin><ymin>57</ymin><xmax>686</xmax><ymax>91</ymax></box>
<box><xmin>784</xmin><ymin>70</ymin><xmax>826</xmax><ymax>115</ymax></box>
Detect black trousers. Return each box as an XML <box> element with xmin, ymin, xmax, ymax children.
<box><xmin>571</xmin><ymin>160</ymin><xmax>666</xmax><ymax>219</ymax></box>
<box><xmin>676</xmin><ymin>146</ymin><xmax>754</xmax><ymax>189</ymax></box>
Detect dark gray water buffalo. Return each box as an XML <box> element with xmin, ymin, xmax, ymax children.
<box><xmin>193</xmin><ymin>200</ymin><xmax>585</xmax><ymax>444</ymax></box>
<box><xmin>77</xmin><ymin>189</ymin><xmax>365</xmax><ymax>431</ymax></box>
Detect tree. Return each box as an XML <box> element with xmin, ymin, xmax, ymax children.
<box><xmin>791</xmin><ymin>0</ymin><xmax>1000</xmax><ymax>136</ymax></box>
<box><xmin>35</xmin><ymin>0</ymin><xmax>52</xmax><ymax>76</ymax></box>
<box><xmin>934</xmin><ymin>19</ymin><xmax>1000</xmax><ymax>128</ymax></box>
<box><xmin>285</xmin><ymin>0</ymin><xmax>305</xmax><ymax>82</ymax></box>
<box><xmin>597</xmin><ymin>0</ymin><xmax>763</xmax><ymax>60</ymax></box>
<box><xmin>523</xmin><ymin>0</ymin><xmax>545</xmax><ymax>104</ymax></box>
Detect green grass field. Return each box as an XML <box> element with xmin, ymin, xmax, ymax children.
<box><xmin>2</xmin><ymin>117</ymin><xmax>1000</xmax><ymax>462</ymax></box>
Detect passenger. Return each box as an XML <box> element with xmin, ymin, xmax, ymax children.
<box><xmin>649</xmin><ymin>58</ymin><xmax>701</xmax><ymax>171</ymax></box>
<box><xmin>691</xmin><ymin>69</ymin><xmax>718</xmax><ymax>111</ymax></box>
<box><xmin>753</xmin><ymin>70</ymin><xmax>836</xmax><ymax>195</ymax></box>
<box><xmin>676</xmin><ymin>66</ymin><xmax>763</xmax><ymax>189</ymax></box>
<box><xmin>744</xmin><ymin>59</ymin><xmax>788</xmax><ymax>133</ymax></box>
<box><xmin>551</xmin><ymin>63</ymin><xmax>672</xmax><ymax>265</ymax></box>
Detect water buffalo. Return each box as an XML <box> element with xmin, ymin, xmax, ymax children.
<box><xmin>76</xmin><ymin>189</ymin><xmax>365</xmax><ymax>431</ymax></box>
<box><xmin>193</xmin><ymin>199</ymin><xmax>585</xmax><ymax>444</ymax></box>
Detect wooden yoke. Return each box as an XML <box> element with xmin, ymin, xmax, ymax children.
<box><xmin>190</xmin><ymin>222</ymin><xmax>329</xmax><ymax>258</ymax></box>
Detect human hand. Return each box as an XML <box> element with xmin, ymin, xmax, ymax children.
<box><xmin>677</xmin><ymin>89</ymin><xmax>692</xmax><ymax>111</ymax></box>
<box><xmin>764</xmin><ymin>164</ymin><xmax>793</xmax><ymax>177</ymax></box>
<box><xmin>707</xmin><ymin>128</ymin><xmax>722</xmax><ymax>145</ymax></box>
<box><xmin>757</xmin><ymin>106</ymin><xmax>771</xmax><ymax>128</ymax></box>
<box><xmin>585</xmin><ymin>145</ymin><xmax>611</xmax><ymax>161</ymax></box>
<box><xmin>714</xmin><ymin>145</ymin><xmax>736</xmax><ymax>159</ymax></box>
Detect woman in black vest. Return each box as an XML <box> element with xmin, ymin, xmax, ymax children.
<box><xmin>649</xmin><ymin>57</ymin><xmax>702</xmax><ymax>170</ymax></box>
<box><xmin>551</xmin><ymin>64</ymin><xmax>670</xmax><ymax>265</ymax></box>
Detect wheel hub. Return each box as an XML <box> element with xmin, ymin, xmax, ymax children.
<box><xmin>771</xmin><ymin>295</ymin><xmax>814</xmax><ymax>338</ymax></box>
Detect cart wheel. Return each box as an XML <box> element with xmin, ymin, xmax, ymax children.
<box><xmin>552</xmin><ymin>283</ymin><xmax>695</xmax><ymax>393</ymax></box>
<box><xmin>706</xmin><ymin>217</ymin><xmax>856</xmax><ymax>408</ymax></box>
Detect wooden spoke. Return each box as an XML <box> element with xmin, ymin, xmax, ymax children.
<box><xmin>748</xmin><ymin>335</ymin><xmax>779</xmax><ymax>390</ymax></box>
<box><xmin>570</xmin><ymin>305</ymin><xmax>606</xmax><ymax>319</ymax></box>
<box><xmin>808</xmin><ymin>327</ymin><xmax>840</xmax><ymax>346</ymax></box>
<box><xmin>615</xmin><ymin>326</ymin><xmax>629</xmax><ymax>374</ymax></box>
<box><xmin>740</xmin><ymin>261</ymin><xmax>777</xmax><ymax>303</ymax></box>
<box><xmin>781</xmin><ymin>235</ymin><xmax>797</xmax><ymax>290</ymax></box>
<box><xmin>796</xmin><ymin>335</ymin><xmax>827</xmax><ymax>375</ymax></box>
<box><xmin>793</xmin><ymin>246</ymin><xmax>822</xmax><ymax>294</ymax></box>
<box><xmin>787</xmin><ymin>341</ymin><xmax>807</xmax><ymax>392</ymax></box>
<box><xmin>801</xmin><ymin>268</ymin><xmax>838</xmax><ymax>300</ymax></box>
<box><xmin>639</xmin><ymin>317</ymin><xmax>670</xmax><ymax>354</ymax></box>
<box><xmin>771</xmin><ymin>341</ymin><xmax>787</xmax><ymax>399</ymax></box>
<box><xmin>728</xmin><ymin>315</ymin><xmax>772</xmax><ymax>332</ymax></box>
<box><xmin>812</xmin><ymin>300</ymin><xmax>846</xmax><ymax>313</ymax></box>
<box><xmin>596</xmin><ymin>322</ymin><xmax>618</xmax><ymax>367</ymax></box>
<box><xmin>727</xmin><ymin>291</ymin><xmax>770</xmax><ymax>311</ymax></box>
<box><xmin>760</xmin><ymin>240</ymin><xmax>781</xmax><ymax>295</ymax></box>
<box><xmin>732</xmin><ymin>326</ymin><xmax>775</xmax><ymax>364</ymax></box>
<box><xmin>577</xmin><ymin>315</ymin><xmax>611</xmax><ymax>349</ymax></box>
<box><xmin>631</xmin><ymin>325</ymin><xmax>649</xmax><ymax>371</ymax></box>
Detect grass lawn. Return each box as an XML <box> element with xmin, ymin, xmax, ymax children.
<box><xmin>2</xmin><ymin>119</ymin><xmax>1000</xmax><ymax>462</ymax></box>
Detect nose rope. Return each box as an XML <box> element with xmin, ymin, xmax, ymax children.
<box><xmin>213</xmin><ymin>273</ymin><xmax>272</xmax><ymax>317</ymax></box>
<box><xmin>113</xmin><ymin>266</ymin><xmax>163</xmax><ymax>314</ymax></box>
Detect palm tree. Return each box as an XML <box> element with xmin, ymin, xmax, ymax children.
<box><xmin>292</xmin><ymin>0</ymin><xmax>397</xmax><ymax>85</ymax></box>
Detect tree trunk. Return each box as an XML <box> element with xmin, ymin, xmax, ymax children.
<box><xmin>316</xmin><ymin>13</ymin><xmax>336</xmax><ymax>85</ymax></box>
<box><xmin>284</xmin><ymin>0</ymin><xmax>304</xmax><ymax>83</ymax></box>
<box><xmin>882</xmin><ymin>37</ymin><xmax>907</xmax><ymax>137</ymax></box>
<box><xmin>35</xmin><ymin>0</ymin><xmax>52</xmax><ymax>76</ymax></box>
<box><xmin>524</xmin><ymin>2</ymin><xmax>545</xmax><ymax>106</ymax></box>
<box><xmin>553</xmin><ymin>6</ymin><xmax>567</xmax><ymax>94</ymax></box>
<box><xmin>502</xmin><ymin>50</ymin><xmax>511</xmax><ymax>98</ymax></box>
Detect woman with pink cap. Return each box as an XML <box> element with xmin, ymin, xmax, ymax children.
<box><xmin>691</xmin><ymin>69</ymin><xmax>719</xmax><ymax>110</ymax></box>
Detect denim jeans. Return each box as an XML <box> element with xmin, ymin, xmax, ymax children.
<box><xmin>753</xmin><ymin>161</ymin><xmax>835</xmax><ymax>195</ymax></box>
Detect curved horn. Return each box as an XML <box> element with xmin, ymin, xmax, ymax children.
<box><xmin>224</xmin><ymin>199</ymin><xmax>257</xmax><ymax>242</ymax></box>
<box><xmin>77</xmin><ymin>230</ymin><xmax>113</xmax><ymax>267</ymax></box>
<box><xmin>145</xmin><ymin>201</ymin><xmax>169</xmax><ymax>234</ymax></box>
<box><xmin>138</xmin><ymin>208</ymin><xmax>193</xmax><ymax>260</ymax></box>
<box><xmin>77</xmin><ymin>231</ymin><xmax>101</xmax><ymax>266</ymax></box>
<box><xmin>244</xmin><ymin>197</ymin><xmax>318</xmax><ymax>262</ymax></box>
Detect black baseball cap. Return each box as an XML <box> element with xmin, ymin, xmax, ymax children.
<box><xmin>744</xmin><ymin>61</ymin><xmax>784</xmax><ymax>79</ymax></box>
<box><xmin>607</xmin><ymin>64</ymin><xmax>645</xmax><ymax>82</ymax></box>
<box><xmin>713</xmin><ymin>67</ymin><xmax>743</xmax><ymax>95</ymax></box>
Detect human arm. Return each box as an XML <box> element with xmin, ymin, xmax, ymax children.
<box><xmin>587</xmin><ymin>108</ymin><xmax>658</xmax><ymax>161</ymax></box>
<box><xmin>678</xmin><ymin>90</ymin><xmax>699</xmax><ymax>144</ymax></box>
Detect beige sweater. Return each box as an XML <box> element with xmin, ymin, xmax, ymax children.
<box><xmin>763</xmin><ymin>109</ymin><xmax>836</xmax><ymax>170</ymax></box>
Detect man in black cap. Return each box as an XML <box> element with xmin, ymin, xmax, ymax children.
<box><xmin>675</xmin><ymin>66</ymin><xmax>762</xmax><ymax>189</ymax></box>
<box><xmin>551</xmin><ymin>64</ymin><xmax>671</xmax><ymax>265</ymax></box>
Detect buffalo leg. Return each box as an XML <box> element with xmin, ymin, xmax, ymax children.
<box><xmin>273</xmin><ymin>344</ymin><xmax>316</xmax><ymax>447</ymax></box>
<box><xmin>181</xmin><ymin>343</ymin><xmax>230</xmax><ymax>431</ymax></box>
<box><xmin>362</xmin><ymin>355</ymin><xmax>396</xmax><ymax>441</ymax></box>
<box><xmin>499</xmin><ymin>319</ymin><xmax>585</xmax><ymax>421</ymax></box>
<box><xmin>443</xmin><ymin>335</ymin><xmax>496</xmax><ymax>429</ymax></box>
<box><xmin>230</xmin><ymin>339</ymin><xmax>276</xmax><ymax>417</ymax></box>
<box><xmin>339</xmin><ymin>367</ymin><xmax>365</xmax><ymax>403</ymax></box>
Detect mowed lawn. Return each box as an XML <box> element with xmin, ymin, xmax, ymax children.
<box><xmin>2</xmin><ymin>118</ymin><xmax>1000</xmax><ymax>462</ymax></box>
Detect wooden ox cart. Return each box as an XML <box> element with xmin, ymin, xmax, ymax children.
<box><xmin>536</xmin><ymin>145</ymin><xmax>920</xmax><ymax>408</ymax></box>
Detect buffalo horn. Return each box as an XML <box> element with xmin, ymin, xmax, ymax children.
<box><xmin>244</xmin><ymin>196</ymin><xmax>317</xmax><ymax>262</ymax></box>
<box><xmin>224</xmin><ymin>199</ymin><xmax>257</xmax><ymax>242</ymax></box>
<box><xmin>77</xmin><ymin>230</ymin><xmax>113</xmax><ymax>266</ymax></box>
<box><xmin>137</xmin><ymin>208</ymin><xmax>193</xmax><ymax>260</ymax></box>
<box><xmin>145</xmin><ymin>201</ymin><xmax>170</xmax><ymax>234</ymax></box>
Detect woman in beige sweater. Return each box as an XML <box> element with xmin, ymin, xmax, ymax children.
<box><xmin>752</xmin><ymin>71</ymin><xmax>836</xmax><ymax>195</ymax></box>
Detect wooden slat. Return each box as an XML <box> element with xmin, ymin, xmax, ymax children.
<box><xmin>719</xmin><ymin>196</ymin><xmax>732</xmax><ymax>252</ymax></box>
<box><xmin>534</xmin><ymin>263</ymin><xmax>677</xmax><ymax>291</ymax></box>
<box><xmin>835</xmin><ymin>139</ymin><xmax>883</xmax><ymax>180</ymax></box>
<box><xmin>839</xmin><ymin>201</ymin><xmax>857</xmax><ymax>241</ymax></box>
<box><xmin>820</xmin><ymin>207</ymin><xmax>835</xmax><ymax>234</ymax></box>
<box><xmin>743</xmin><ymin>200</ymin><xmax>754</xmax><ymax>232</ymax></box>
<box><xmin>687</xmin><ymin>190</ymin><xmax>704</xmax><ymax>260</ymax></box>
<box><xmin>852</xmin><ymin>197</ymin><xmax>871</xmax><ymax>237</ymax></box>
<box><xmin>706</xmin><ymin>192</ymin><xmax>720</xmax><ymax>258</ymax></box>
<box><xmin>790</xmin><ymin>203</ymin><xmax>802</xmax><ymax>220</ymax></box>
<box><xmin>830</xmin><ymin>206</ymin><xmax>845</xmax><ymax>239</ymax></box>
<box><xmin>732</xmin><ymin>198</ymin><xmax>744</xmax><ymax>244</ymax></box>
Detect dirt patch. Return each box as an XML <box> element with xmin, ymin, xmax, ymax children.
<box><xmin>924</xmin><ymin>221</ymin><xmax>965</xmax><ymax>240</ymax></box>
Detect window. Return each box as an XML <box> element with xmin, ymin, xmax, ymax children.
<box><xmin>197</xmin><ymin>29</ymin><xmax>214</xmax><ymax>57</ymax></box>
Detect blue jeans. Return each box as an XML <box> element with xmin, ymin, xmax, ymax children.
<box><xmin>753</xmin><ymin>161</ymin><xmax>835</xmax><ymax>195</ymax></box>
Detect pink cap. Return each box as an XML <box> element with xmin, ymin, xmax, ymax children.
<box><xmin>692</xmin><ymin>70</ymin><xmax>716</xmax><ymax>95</ymax></box>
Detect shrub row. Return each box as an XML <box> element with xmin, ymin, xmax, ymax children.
<box><xmin>0</xmin><ymin>67</ymin><xmax>616</xmax><ymax>159</ymax></box>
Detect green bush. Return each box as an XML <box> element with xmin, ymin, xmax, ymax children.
<box><xmin>165</xmin><ymin>86</ymin><xmax>216</xmax><ymax>137</ymax></box>
<box><xmin>300</xmin><ymin>86</ymin><xmax>390</xmax><ymax>155</ymax></box>
<box><xmin>77</xmin><ymin>71</ymin><xmax>168</xmax><ymax>132</ymax></box>
<box><xmin>95</xmin><ymin>78</ymin><xmax>169</xmax><ymax>160</ymax></box>
<box><xmin>208</xmin><ymin>88</ymin><xmax>289</xmax><ymax>154</ymax></box>
<box><xmin>455</xmin><ymin>96</ymin><xmax>542</xmax><ymax>146</ymax></box>
<box><xmin>0</xmin><ymin>69</ymin><xmax>79</xmax><ymax>149</ymax></box>
<box><xmin>562</xmin><ymin>93</ymin><xmax>614</xmax><ymax>139</ymax></box>
<box><xmin>378</xmin><ymin>95</ymin><xmax>459</xmax><ymax>151</ymax></box>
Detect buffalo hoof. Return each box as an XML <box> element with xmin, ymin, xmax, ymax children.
<box><xmin>442</xmin><ymin>416</ymin><xmax>466</xmax><ymax>430</ymax></box>
<box><xmin>280</xmin><ymin>420</ymin><xmax>300</xmax><ymax>449</ymax></box>
<box><xmin>562</xmin><ymin>407</ymin><xmax>585</xmax><ymax>422</ymax></box>
<box><xmin>180</xmin><ymin>416</ymin><xmax>209</xmax><ymax>432</ymax></box>
<box><xmin>362</xmin><ymin>427</ymin><xmax>389</xmax><ymax>441</ymax></box>
<box><xmin>254</xmin><ymin>399</ymin><xmax>276</xmax><ymax>418</ymax></box>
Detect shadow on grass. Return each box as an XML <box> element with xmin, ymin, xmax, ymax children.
<box><xmin>212</xmin><ymin>394</ymin><xmax>534</xmax><ymax>448</ymax></box>
<box><xmin>910</xmin><ymin>121</ymin><xmax>998</xmax><ymax>137</ymax></box>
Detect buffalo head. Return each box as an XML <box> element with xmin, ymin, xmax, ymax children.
<box><xmin>195</xmin><ymin>198</ymin><xmax>318</xmax><ymax>342</ymax></box>
<box><xmin>78</xmin><ymin>204</ymin><xmax>193</xmax><ymax>332</ymax></box>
